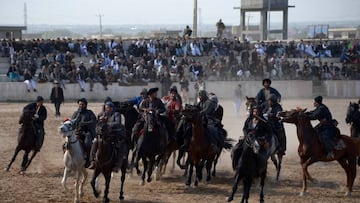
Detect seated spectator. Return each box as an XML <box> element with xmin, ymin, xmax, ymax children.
<box><xmin>23</xmin><ymin>69</ymin><xmax>37</xmax><ymax>92</ymax></box>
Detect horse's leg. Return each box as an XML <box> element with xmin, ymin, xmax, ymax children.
<box><xmin>177</xmin><ymin>149</ymin><xmax>187</xmax><ymax>169</ymax></box>
<box><xmin>147</xmin><ymin>156</ymin><xmax>155</xmax><ymax>183</ymax></box>
<box><xmin>119</xmin><ymin>163</ymin><xmax>126</xmax><ymax>201</ymax></box>
<box><xmin>194</xmin><ymin>159</ymin><xmax>201</xmax><ymax>187</ymax></box>
<box><xmin>74</xmin><ymin>170</ymin><xmax>80</xmax><ymax>203</ymax></box>
<box><xmin>273</xmin><ymin>153</ymin><xmax>283</xmax><ymax>182</ymax></box>
<box><xmin>185</xmin><ymin>160</ymin><xmax>193</xmax><ymax>188</ymax></box>
<box><xmin>5</xmin><ymin>147</ymin><xmax>20</xmax><ymax>171</ymax></box>
<box><xmin>24</xmin><ymin>150</ymin><xmax>38</xmax><ymax>171</ymax></box>
<box><xmin>171</xmin><ymin>151</ymin><xmax>176</xmax><ymax>173</ymax></box>
<box><xmin>227</xmin><ymin>172</ymin><xmax>241</xmax><ymax>202</ymax></box>
<box><xmin>205</xmin><ymin>159</ymin><xmax>212</xmax><ymax>183</ymax></box>
<box><xmin>212</xmin><ymin>154</ymin><xmax>218</xmax><ymax>177</ymax></box>
<box><xmin>103</xmin><ymin>173</ymin><xmax>111</xmax><ymax>203</ymax></box>
<box><xmin>300</xmin><ymin>159</ymin><xmax>309</xmax><ymax>196</ymax></box>
<box><xmin>259</xmin><ymin>170</ymin><xmax>266</xmax><ymax>203</ymax></box>
<box><xmin>337</xmin><ymin>157</ymin><xmax>356</xmax><ymax>196</ymax></box>
<box><xmin>241</xmin><ymin>178</ymin><xmax>251</xmax><ymax>203</ymax></box>
<box><xmin>79</xmin><ymin>167</ymin><xmax>88</xmax><ymax>197</ymax></box>
<box><xmin>140</xmin><ymin>157</ymin><xmax>147</xmax><ymax>186</ymax></box>
<box><xmin>91</xmin><ymin>169</ymin><xmax>101</xmax><ymax>198</ymax></box>
<box><xmin>20</xmin><ymin>151</ymin><xmax>30</xmax><ymax>173</ymax></box>
<box><xmin>61</xmin><ymin>167</ymin><xmax>70</xmax><ymax>193</ymax></box>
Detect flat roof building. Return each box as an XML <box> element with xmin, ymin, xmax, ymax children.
<box><xmin>0</xmin><ymin>26</ymin><xmax>27</xmax><ymax>40</ymax></box>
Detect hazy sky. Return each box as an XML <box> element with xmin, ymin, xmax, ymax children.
<box><xmin>1</xmin><ymin>0</ymin><xmax>359</xmax><ymax>25</ymax></box>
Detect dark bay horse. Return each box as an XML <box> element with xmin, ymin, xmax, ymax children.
<box><xmin>279</xmin><ymin>108</ymin><xmax>360</xmax><ymax>196</ymax></box>
<box><xmin>5</xmin><ymin>109</ymin><xmax>38</xmax><ymax>174</ymax></box>
<box><xmin>245</xmin><ymin>96</ymin><xmax>283</xmax><ymax>181</ymax></box>
<box><xmin>133</xmin><ymin>111</ymin><xmax>166</xmax><ymax>185</ymax></box>
<box><xmin>345</xmin><ymin>102</ymin><xmax>360</xmax><ymax>164</ymax></box>
<box><xmin>91</xmin><ymin>120</ymin><xmax>128</xmax><ymax>203</ymax></box>
<box><xmin>227</xmin><ymin>135</ymin><xmax>268</xmax><ymax>203</ymax></box>
<box><xmin>182</xmin><ymin>104</ymin><xmax>232</xmax><ymax>188</ymax></box>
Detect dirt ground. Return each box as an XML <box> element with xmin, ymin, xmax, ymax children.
<box><xmin>1</xmin><ymin>98</ymin><xmax>360</xmax><ymax>203</ymax></box>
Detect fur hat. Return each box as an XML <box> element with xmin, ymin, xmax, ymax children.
<box><xmin>105</xmin><ymin>101</ymin><xmax>114</xmax><ymax>108</ymax></box>
<box><xmin>36</xmin><ymin>96</ymin><xmax>44</xmax><ymax>102</ymax></box>
<box><xmin>314</xmin><ymin>96</ymin><xmax>323</xmax><ymax>104</ymax></box>
<box><xmin>77</xmin><ymin>98</ymin><xmax>88</xmax><ymax>105</ymax></box>
<box><xmin>147</xmin><ymin>87</ymin><xmax>159</xmax><ymax>96</ymax></box>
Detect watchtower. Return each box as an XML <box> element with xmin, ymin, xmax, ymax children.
<box><xmin>237</xmin><ymin>0</ymin><xmax>291</xmax><ymax>40</ymax></box>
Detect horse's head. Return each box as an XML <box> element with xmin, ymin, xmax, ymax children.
<box><xmin>245</xmin><ymin>96</ymin><xmax>257</xmax><ymax>116</ymax></box>
<box><xmin>346</xmin><ymin>102</ymin><xmax>360</xmax><ymax>124</ymax></box>
<box><xmin>116</xmin><ymin>101</ymin><xmax>132</xmax><ymax>114</ymax></box>
<box><xmin>182</xmin><ymin>104</ymin><xmax>201</xmax><ymax>122</ymax></box>
<box><xmin>20</xmin><ymin>109</ymin><xmax>35</xmax><ymax>125</ymax></box>
<box><xmin>278</xmin><ymin>108</ymin><xmax>307</xmax><ymax>124</ymax></box>
<box><xmin>58</xmin><ymin>118</ymin><xmax>76</xmax><ymax>138</ymax></box>
<box><xmin>244</xmin><ymin>135</ymin><xmax>261</xmax><ymax>154</ymax></box>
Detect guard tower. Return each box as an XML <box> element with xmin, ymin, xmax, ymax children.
<box><xmin>238</xmin><ymin>0</ymin><xmax>291</xmax><ymax>40</ymax></box>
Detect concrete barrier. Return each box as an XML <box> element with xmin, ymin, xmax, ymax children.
<box><xmin>0</xmin><ymin>80</ymin><xmax>315</xmax><ymax>102</ymax></box>
<box><xmin>325</xmin><ymin>80</ymin><xmax>360</xmax><ymax>98</ymax></box>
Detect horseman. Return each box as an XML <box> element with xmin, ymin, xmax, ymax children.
<box><xmin>306</xmin><ymin>96</ymin><xmax>338</xmax><ymax>159</ymax></box>
<box><xmin>22</xmin><ymin>96</ymin><xmax>47</xmax><ymax>152</ymax></box>
<box><xmin>184</xmin><ymin>90</ymin><xmax>223</xmax><ymax>151</ymax></box>
<box><xmin>209</xmin><ymin>92</ymin><xmax>223</xmax><ymax>122</ymax></box>
<box><xmin>89</xmin><ymin>101</ymin><xmax>126</xmax><ymax>172</ymax></box>
<box><xmin>131</xmin><ymin>87</ymin><xmax>168</xmax><ymax>149</ymax></box>
<box><xmin>256</xmin><ymin>78</ymin><xmax>281</xmax><ymax>111</ymax></box>
<box><xmin>71</xmin><ymin>98</ymin><xmax>97</xmax><ymax>168</ymax></box>
<box><xmin>263</xmin><ymin>94</ymin><xmax>286</xmax><ymax>155</ymax></box>
<box><xmin>128</xmin><ymin>88</ymin><xmax>148</xmax><ymax>109</ymax></box>
<box><xmin>165</xmin><ymin>90</ymin><xmax>182</xmax><ymax>142</ymax></box>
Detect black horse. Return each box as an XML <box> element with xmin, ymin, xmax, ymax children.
<box><xmin>227</xmin><ymin>135</ymin><xmax>268</xmax><ymax>203</ymax></box>
<box><xmin>133</xmin><ymin>111</ymin><xmax>166</xmax><ymax>185</ymax></box>
<box><xmin>90</xmin><ymin>120</ymin><xmax>128</xmax><ymax>203</ymax></box>
<box><xmin>345</xmin><ymin>102</ymin><xmax>360</xmax><ymax>165</ymax></box>
<box><xmin>5</xmin><ymin>109</ymin><xmax>39</xmax><ymax>174</ymax></box>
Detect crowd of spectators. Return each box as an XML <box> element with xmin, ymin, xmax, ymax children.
<box><xmin>1</xmin><ymin>36</ymin><xmax>360</xmax><ymax>91</ymax></box>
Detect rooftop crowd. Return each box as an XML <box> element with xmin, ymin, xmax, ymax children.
<box><xmin>2</xmin><ymin>35</ymin><xmax>360</xmax><ymax>90</ymax></box>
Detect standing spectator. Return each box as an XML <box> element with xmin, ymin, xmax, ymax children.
<box><xmin>50</xmin><ymin>80</ymin><xmax>64</xmax><ymax>117</ymax></box>
<box><xmin>23</xmin><ymin>69</ymin><xmax>37</xmax><ymax>92</ymax></box>
<box><xmin>160</xmin><ymin>72</ymin><xmax>172</xmax><ymax>97</ymax></box>
<box><xmin>183</xmin><ymin>25</ymin><xmax>192</xmax><ymax>39</ymax></box>
<box><xmin>76</xmin><ymin>68</ymin><xmax>86</xmax><ymax>92</ymax></box>
<box><xmin>179</xmin><ymin>75</ymin><xmax>190</xmax><ymax>105</ymax></box>
<box><xmin>194</xmin><ymin>77</ymin><xmax>206</xmax><ymax>104</ymax></box>
<box><xmin>216</xmin><ymin>19</ymin><xmax>226</xmax><ymax>39</ymax></box>
<box><xmin>7</xmin><ymin>63</ymin><xmax>20</xmax><ymax>82</ymax></box>
<box><xmin>234</xmin><ymin>84</ymin><xmax>243</xmax><ymax>117</ymax></box>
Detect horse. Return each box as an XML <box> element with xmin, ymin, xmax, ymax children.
<box><xmin>133</xmin><ymin>110</ymin><xmax>166</xmax><ymax>185</ymax></box>
<box><xmin>279</xmin><ymin>108</ymin><xmax>360</xmax><ymax>196</ymax></box>
<box><xmin>5</xmin><ymin>109</ymin><xmax>39</xmax><ymax>174</ymax></box>
<box><xmin>182</xmin><ymin>104</ymin><xmax>232</xmax><ymax>188</ymax></box>
<box><xmin>90</xmin><ymin>119</ymin><xmax>128</xmax><ymax>203</ymax></box>
<box><xmin>345</xmin><ymin>102</ymin><xmax>360</xmax><ymax>165</ymax></box>
<box><xmin>227</xmin><ymin>135</ymin><xmax>268</xmax><ymax>203</ymax></box>
<box><xmin>245</xmin><ymin>96</ymin><xmax>283</xmax><ymax>181</ymax></box>
<box><xmin>59</xmin><ymin>119</ymin><xmax>88</xmax><ymax>203</ymax></box>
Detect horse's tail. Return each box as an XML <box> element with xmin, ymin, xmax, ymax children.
<box><xmin>223</xmin><ymin>138</ymin><xmax>235</xmax><ymax>151</ymax></box>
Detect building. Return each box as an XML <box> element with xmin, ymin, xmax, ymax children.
<box><xmin>0</xmin><ymin>26</ymin><xmax>27</xmax><ymax>39</ymax></box>
<box><xmin>328</xmin><ymin>27</ymin><xmax>360</xmax><ymax>39</ymax></box>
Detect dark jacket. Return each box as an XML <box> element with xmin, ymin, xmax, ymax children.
<box><xmin>243</xmin><ymin>115</ymin><xmax>272</xmax><ymax>140</ymax></box>
<box><xmin>256</xmin><ymin>87</ymin><xmax>281</xmax><ymax>106</ymax></box>
<box><xmin>23</xmin><ymin>103</ymin><xmax>47</xmax><ymax>128</ymax></box>
<box><xmin>50</xmin><ymin>87</ymin><xmax>64</xmax><ymax>104</ymax></box>
<box><xmin>139</xmin><ymin>97</ymin><xmax>166</xmax><ymax>115</ymax></box>
<box><xmin>99</xmin><ymin>111</ymin><xmax>124</xmax><ymax>136</ymax></box>
<box><xmin>71</xmin><ymin>108</ymin><xmax>97</xmax><ymax>135</ymax></box>
<box><xmin>307</xmin><ymin>104</ymin><xmax>333</xmax><ymax>123</ymax></box>
<box><xmin>266</xmin><ymin>103</ymin><xmax>284</xmax><ymax>129</ymax></box>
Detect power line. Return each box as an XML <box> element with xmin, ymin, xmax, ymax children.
<box><xmin>96</xmin><ymin>13</ymin><xmax>104</xmax><ymax>38</ymax></box>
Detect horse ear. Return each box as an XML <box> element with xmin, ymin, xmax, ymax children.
<box><xmin>246</xmin><ymin>96</ymin><xmax>249</xmax><ymax>100</ymax></box>
<box><xmin>302</xmin><ymin>108</ymin><xmax>307</xmax><ymax>112</ymax></box>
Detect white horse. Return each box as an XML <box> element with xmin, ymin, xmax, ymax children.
<box><xmin>59</xmin><ymin>119</ymin><xmax>88</xmax><ymax>203</ymax></box>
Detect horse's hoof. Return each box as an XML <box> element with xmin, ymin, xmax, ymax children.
<box><xmin>345</xmin><ymin>191</ymin><xmax>352</xmax><ymax>197</ymax></box>
<box><xmin>299</xmin><ymin>191</ymin><xmax>306</xmax><ymax>196</ymax></box>
<box><xmin>4</xmin><ymin>168</ymin><xmax>9</xmax><ymax>172</ymax></box>
<box><xmin>140</xmin><ymin>180</ymin><xmax>145</xmax><ymax>186</ymax></box>
<box><xmin>119</xmin><ymin>196</ymin><xmax>125</xmax><ymax>202</ymax></box>
<box><xmin>103</xmin><ymin>197</ymin><xmax>110</xmax><ymax>203</ymax></box>
<box><xmin>19</xmin><ymin>171</ymin><xmax>25</xmax><ymax>175</ymax></box>
<box><xmin>147</xmin><ymin>177</ymin><xmax>152</xmax><ymax>183</ymax></box>
<box><xmin>227</xmin><ymin>196</ymin><xmax>233</xmax><ymax>202</ymax></box>
<box><xmin>310</xmin><ymin>178</ymin><xmax>318</xmax><ymax>184</ymax></box>
<box><xmin>74</xmin><ymin>199</ymin><xmax>80</xmax><ymax>203</ymax></box>
<box><xmin>136</xmin><ymin>170</ymin><xmax>142</xmax><ymax>176</ymax></box>
<box><xmin>94</xmin><ymin>191</ymin><xmax>100</xmax><ymax>198</ymax></box>
<box><xmin>185</xmin><ymin>184</ymin><xmax>190</xmax><ymax>189</ymax></box>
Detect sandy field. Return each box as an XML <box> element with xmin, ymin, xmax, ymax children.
<box><xmin>1</xmin><ymin>98</ymin><xmax>360</xmax><ymax>203</ymax></box>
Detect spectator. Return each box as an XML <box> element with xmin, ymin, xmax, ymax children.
<box><xmin>234</xmin><ymin>84</ymin><xmax>243</xmax><ymax>117</ymax></box>
<box><xmin>216</xmin><ymin>19</ymin><xmax>226</xmax><ymax>39</ymax></box>
<box><xmin>50</xmin><ymin>80</ymin><xmax>64</xmax><ymax>117</ymax></box>
<box><xmin>183</xmin><ymin>25</ymin><xmax>192</xmax><ymax>39</ymax></box>
<box><xmin>23</xmin><ymin>69</ymin><xmax>37</xmax><ymax>92</ymax></box>
<box><xmin>179</xmin><ymin>75</ymin><xmax>190</xmax><ymax>105</ymax></box>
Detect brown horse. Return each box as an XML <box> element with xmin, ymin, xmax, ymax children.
<box><xmin>91</xmin><ymin>120</ymin><xmax>128</xmax><ymax>203</ymax></box>
<box><xmin>5</xmin><ymin>109</ymin><xmax>38</xmax><ymax>174</ymax></box>
<box><xmin>279</xmin><ymin>108</ymin><xmax>360</xmax><ymax>196</ymax></box>
<box><xmin>182</xmin><ymin>104</ymin><xmax>232</xmax><ymax>188</ymax></box>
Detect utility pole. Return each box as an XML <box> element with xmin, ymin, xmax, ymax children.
<box><xmin>267</xmin><ymin>0</ymin><xmax>271</xmax><ymax>40</ymax></box>
<box><xmin>24</xmin><ymin>2</ymin><xmax>27</xmax><ymax>33</ymax></box>
<box><xmin>193</xmin><ymin>0</ymin><xmax>198</xmax><ymax>37</ymax></box>
<box><xmin>96</xmin><ymin>13</ymin><xmax>104</xmax><ymax>38</ymax></box>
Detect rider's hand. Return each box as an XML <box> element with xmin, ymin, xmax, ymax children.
<box><xmin>34</xmin><ymin>114</ymin><xmax>39</xmax><ymax>119</ymax></box>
